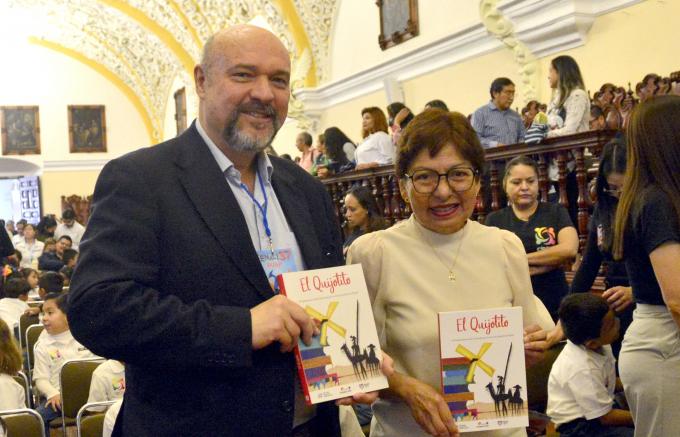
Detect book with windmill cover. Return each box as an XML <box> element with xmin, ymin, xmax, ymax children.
<box><xmin>438</xmin><ymin>306</ymin><xmax>528</xmax><ymax>433</ymax></box>
<box><xmin>278</xmin><ymin>264</ymin><xmax>389</xmax><ymax>405</ymax></box>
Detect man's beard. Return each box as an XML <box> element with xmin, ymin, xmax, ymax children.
<box><xmin>222</xmin><ymin>101</ymin><xmax>281</xmax><ymax>153</ymax></box>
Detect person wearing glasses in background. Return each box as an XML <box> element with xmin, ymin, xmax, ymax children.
<box><xmin>348</xmin><ymin>109</ymin><xmax>553</xmax><ymax>437</ymax></box>
<box><xmin>563</xmin><ymin>138</ymin><xmax>633</xmax><ymax>359</ymax></box>
<box><xmin>485</xmin><ymin>156</ymin><xmax>579</xmax><ymax>321</ymax></box>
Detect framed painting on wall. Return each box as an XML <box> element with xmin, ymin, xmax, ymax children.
<box><xmin>174</xmin><ymin>87</ymin><xmax>187</xmax><ymax>136</ymax></box>
<box><xmin>377</xmin><ymin>0</ymin><xmax>419</xmax><ymax>51</ymax></box>
<box><xmin>68</xmin><ymin>105</ymin><xmax>107</xmax><ymax>153</ymax></box>
<box><xmin>1</xmin><ymin>106</ymin><xmax>41</xmax><ymax>155</ymax></box>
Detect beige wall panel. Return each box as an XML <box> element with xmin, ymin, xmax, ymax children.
<box><xmin>40</xmin><ymin>171</ymin><xmax>100</xmax><ymax>216</ymax></box>
<box><xmin>330</xmin><ymin>0</ymin><xmax>479</xmax><ymax>82</ymax></box>
<box><xmin>320</xmin><ymin>90</ymin><xmax>388</xmax><ymax>145</ymax></box>
<box><xmin>401</xmin><ymin>48</ymin><xmax>522</xmax><ymax>117</ymax></box>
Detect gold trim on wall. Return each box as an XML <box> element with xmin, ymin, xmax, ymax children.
<box><xmin>30</xmin><ymin>36</ymin><xmax>157</xmax><ymax>144</ymax></box>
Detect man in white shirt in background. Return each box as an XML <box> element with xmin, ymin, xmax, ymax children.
<box><xmin>11</xmin><ymin>219</ymin><xmax>27</xmax><ymax>246</ymax></box>
<box><xmin>54</xmin><ymin>209</ymin><xmax>85</xmax><ymax>250</ymax></box>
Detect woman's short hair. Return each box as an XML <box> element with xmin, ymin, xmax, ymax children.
<box><xmin>345</xmin><ymin>185</ymin><xmax>386</xmax><ymax>233</ymax></box>
<box><xmin>361</xmin><ymin>107</ymin><xmax>389</xmax><ymax>138</ymax></box>
<box><xmin>396</xmin><ymin>109</ymin><xmax>485</xmax><ymax>179</ymax></box>
<box><xmin>502</xmin><ymin>155</ymin><xmax>539</xmax><ymax>191</ymax></box>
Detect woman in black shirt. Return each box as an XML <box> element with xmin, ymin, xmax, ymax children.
<box><xmin>612</xmin><ymin>95</ymin><xmax>680</xmax><ymax>436</ymax></box>
<box><xmin>570</xmin><ymin>137</ymin><xmax>633</xmax><ymax>358</ymax></box>
<box><xmin>486</xmin><ymin>156</ymin><xmax>579</xmax><ymax>320</ymax></box>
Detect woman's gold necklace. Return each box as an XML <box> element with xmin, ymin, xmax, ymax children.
<box><xmin>416</xmin><ymin>221</ymin><xmax>468</xmax><ymax>281</ymax></box>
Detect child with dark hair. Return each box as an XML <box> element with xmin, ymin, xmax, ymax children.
<box><xmin>22</xmin><ymin>267</ymin><xmax>40</xmax><ymax>300</ymax></box>
<box><xmin>62</xmin><ymin>248</ymin><xmax>79</xmax><ymax>268</ymax></box>
<box><xmin>24</xmin><ymin>272</ymin><xmax>66</xmax><ymax>317</ymax></box>
<box><xmin>547</xmin><ymin>294</ymin><xmax>633</xmax><ymax>436</ymax></box>
<box><xmin>39</xmin><ymin>271</ymin><xmax>65</xmax><ymax>296</ymax></box>
<box><xmin>33</xmin><ymin>292</ymin><xmax>96</xmax><ymax>434</ymax></box>
<box><xmin>0</xmin><ymin>278</ymin><xmax>30</xmax><ymax>336</ymax></box>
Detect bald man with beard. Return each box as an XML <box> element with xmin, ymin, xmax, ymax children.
<box><xmin>69</xmin><ymin>26</ymin><xmax>347</xmax><ymax>437</ymax></box>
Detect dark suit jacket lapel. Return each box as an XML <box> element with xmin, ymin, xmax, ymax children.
<box><xmin>174</xmin><ymin>125</ymin><xmax>273</xmax><ymax>300</ymax></box>
<box><xmin>271</xmin><ymin>166</ymin><xmax>324</xmax><ymax>270</ymax></box>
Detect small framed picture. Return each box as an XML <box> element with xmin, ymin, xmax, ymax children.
<box><xmin>68</xmin><ymin>105</ymin><xmax>107</xmax><ymax>153</ymax></box>
<box><xmin>1</xmin><ymin>106</ymin><xmax>41</xmax><ymax>155</ymax></box>
<box><xmin>377</xmin><ymin>0</ymin><xmax>419</xmax><ymax>51</ymax></box>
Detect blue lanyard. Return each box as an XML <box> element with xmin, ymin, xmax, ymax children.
<box><xmin>240</xmin><ymin>171</ymin><xmax>274</xmax><ymax>253</ymax></box>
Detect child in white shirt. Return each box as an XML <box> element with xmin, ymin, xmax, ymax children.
<box><xmin>0</xmin><ymin>278</ymin><xmax>30</xmax><ymax>337</ymax></box>
<box><xmin>33</xmin><ymin>293</ymin><xmax>95</xmax><ymax>433</ymax></box>
<box><xmin>102</xmin><ymin>398</ymin><xmax>123</xmax><ymax>437</ymax></box>
<box><xmin>0</xmin><ymin>319</ymin><xmax>25</xmax><ymax>410</ymax></box>
<box><xmin>88</xmin><ymin>359</ymin><xmax>125</xmax><ymax>406</ymax></box>
<box><xmin>547</xmin><ymin>293</ymin><xmax>634</xmax><ymax>437</ymax></box>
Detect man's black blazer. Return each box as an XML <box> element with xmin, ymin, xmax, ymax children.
<box><xmin>69</xmin><ymin>124</ymin><xmax>344</xmax><ymax>436</ymax></box>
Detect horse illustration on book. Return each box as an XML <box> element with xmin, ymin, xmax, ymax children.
<box><xmin>485</xmin><ymin>382</ymin><xmax>511</xmax><ymax>416</ymax></box>
<box><xmin>366</xmin><ymin>344</ymin><xmax>381</xmax><ymax>372</ymax></box>
<box><xmin>509</xmin><ymin>385</ymin><xmax>524</xmax><ymax>413</ymax></box>
<box><xmin>341</xmin><ymin>343</ymin><xmax>368</xmax><ymax>379</ymax></box>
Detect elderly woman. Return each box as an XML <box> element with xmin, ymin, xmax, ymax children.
<box><xmin>348</xmin><ymin>109</ymin><xmax>552</xmax><ymax>437</ymax></box>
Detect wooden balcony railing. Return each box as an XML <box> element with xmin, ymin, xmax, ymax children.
<box><xmin>322</xmin><ymin>129</ymin><xmax>619</xmax><ymax>250</ymax></box>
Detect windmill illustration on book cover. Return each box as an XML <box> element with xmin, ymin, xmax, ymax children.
<box><xmin>438</xmin><ymin>307</ymin><xmax>528</xmax><ymax>433</ymax></box>
<box><xmin>278</xmin><ymin>265</ymin><xmax>389</xmax><ymax>404</ymax></box>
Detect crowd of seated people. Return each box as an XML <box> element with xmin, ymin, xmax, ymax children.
<box><xmin>3</xmin><ymin>52</ymin><xmax>680</xmax><ymax>437</ymax></box>
<box><xmin>0</xmin><ymin>211</ymin><xmax>127</xmax><ymax>436</ymax></box>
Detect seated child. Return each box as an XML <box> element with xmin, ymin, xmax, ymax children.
<box><xmin>0</xmin><ymin>319</ymin><xmax>26</xmax><ymax>410</ymax></box>
<box><xmin>102</xmin><ymin>398</ymin><xmax>123</xmax><ymax>437</ymax></box>
<box><xmin>547</xmin><ymin>293</ymin><xmax>634</xmax><ymax>437</ymax></box>
<box><xmin>22</xmin><ymin>268</ymin><xmax>40</xmax><ymax>300</ymax></box>
<box><xmin>87</xmin><ymin>359</ymin><xmax>126</xmax><ymax>409</ymax></box>
<box><xmin>59</xmin><ymin>249</ymin><xmax>78</xmax><ymax>287</ymax></box>
<box><xmin>24</xmin><ymin>272</ymin><xmax>65</xmax><ymax>317</ymax></box>
<box><xmin>33</xmin><ymin>293</ymin><xmax>96</xmax><ymax>433</ymax></box>
<box><xmin>0</xmin><ymin>278</ymin><xmax>30</xmax><ymax>337</ymax></box>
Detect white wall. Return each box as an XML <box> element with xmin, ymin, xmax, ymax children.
<box><xmin>0</xmin><ymin>38</ymin><xmax>151</xmax><ymax>167</ymax></box>
<box><xmin>329</xmin><ymin>0</ymin><xmax>480</xmax><ymax>82</ymax></box>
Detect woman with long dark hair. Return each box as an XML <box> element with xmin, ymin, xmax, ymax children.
<box><xmin>546</xmin><ymin>55</ymin><xmax>590</xmax><ymax>137</ymax></box>
<box><xmin>342</xmin><ymin>185</ymin><xmax>386</xmax><ymax>257</ymax></box>
<box><xmin>564</xmin><ymin>137</ymin><xmax>633</xmax><ymax>359</ymax></box>
<box><xmin>318</xmin><ymin>127</ymin><xmax>356</xmax><ymax>178</ymax></box>
<box><xmin>613</xmin><ymin>95</ymin><xmax>680</xmax><ymax>436</ymax></box>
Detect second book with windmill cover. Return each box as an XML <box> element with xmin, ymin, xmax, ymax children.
<box><xmin>438</xmin><ymin>307</ymin><xmax>528</xmax><ymax>433</ymax></box>
<box><xmin>278</xmin><ymin>264</ymin><xmax>388</xmax><ymax>405</ymax></box>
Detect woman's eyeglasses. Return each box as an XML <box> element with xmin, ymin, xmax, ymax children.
<box><xmin>405</xmin><ymin>166</ymin><xmax>479</xmax><ymax>194</ymax></box>
<box><xmin>604</xmin><ymin>188</ymin><xmax>622</xmax><ymax>197</ymax></box>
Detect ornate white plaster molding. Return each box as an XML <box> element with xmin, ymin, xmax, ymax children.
<box><xmin>295</xmin><ymin>0</ymin><xmax>643</xmax><ymax>112</ymax></box>
<box><xmin>42</xmin><ymin>159</ymin><xmax>111</xmax><ymax>172</ymax></box>
<box><xmin>480</xmin><ymin>0</ymin><xmax>540</xmax><ymax>101</ymax></box>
